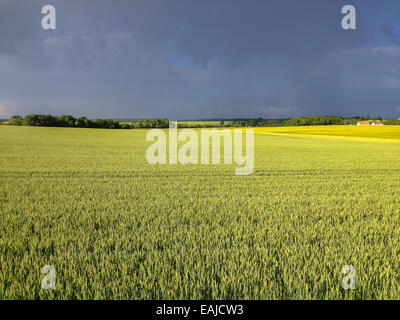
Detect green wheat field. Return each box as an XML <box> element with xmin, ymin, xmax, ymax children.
<box><xmin>1</xmin><ymin>125</ymin><xmax>400</xmax><ymax>299</ymax></box>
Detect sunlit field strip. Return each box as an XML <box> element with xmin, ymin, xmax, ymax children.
<box><xmin>254</xmin><ymin>125</ymin><xmax>400</xmax><ymax>141</ymax></box>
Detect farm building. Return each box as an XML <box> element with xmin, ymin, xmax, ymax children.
<box><xmin>371</xmin><ymin>122</ymin><xmax>384</xmax><ymax>126</ymax></box>
<box><xmin>357</xmin><ymin>121</ymin><xmax>370</xmax><ymax>126</ymax></box>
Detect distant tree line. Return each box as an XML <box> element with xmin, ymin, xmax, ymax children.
<box><xmin>284</xmin><ymin>116</ymin><xmax>349</xmax><ymax>126</ymax></box>
<box><xmin>3</xmin><ymin>114</ymin><xmax>400</xmax><ymax>129</ymax></box>
<box><xmin>282</xmin><ymin>116</ymin><xmax>398</xmax><ymax>126</ymax></box>
<box><xmin>216</xmin><ymin>117</ymin><xmax>350</xmax><ymax>127</ymax></box>
<box><xmin>384</xmin><ymin>119</ymin><xmax>400</xmax><ymax>125</ymax></box>
<box><xmin>4</xmin><ymin>114</ymin><xmax>169</xmax><ymax>129</ymax></box>
<box><xmin>130</xmin><ymin>119</ymin><xmax>169</xmax><ymax>128</ymax></box>
<box><xmin>218</xmin><ymin>116</ymin><xmax>399</xmax><ymax>127</ymax></box>
<box><xmin>216</xmin><ymin>118</ymin><xmax>288</xmax><ymax>127</ymax></box>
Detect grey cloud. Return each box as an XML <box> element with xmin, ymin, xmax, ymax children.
<box><xmin>1</xmin><ymin>0</ymin><xmax>366</xmax><ymax>66</ymax></box>
<box><xmin>283</xmin><ymin>47</ymin><xmax>400</xmax><ymax>117</ymax></box>
<box><xmin>0</xmin><ymin>0</ymin><xmax>399</xmax><ymax>119</ymax></box>
<box><xmin>381</xmin><ymin>24</ymin><xmax>400</xmax><ymax>45</ymax></box>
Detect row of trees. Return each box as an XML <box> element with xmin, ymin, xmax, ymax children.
<box><xmin>282</xmin><ymin>116</ymin><xmax>399</xmax><ymax>126</ymax></box>
<box><xmin>218</xmin><ymin>118</ymin><xmax>287</xmax><ymax>127</ymax></box>
<box><xmin>284</xmin><ymin>116</ymin><xmax>348</xmax><ymax>126</ymax></box>
<box><xmin>216</xmin><ymin>117</ymin><xmax>351</xmax><ymax>127</ymax></box>
<box><xmin>5</xmin><ymin>114</ymin><xmax>170</xmax><ymax>129</ymax></box>
<box><xmin>384</xmin><ymin>119</ymin><xmax>400</xmax><ymax>125</ymax></box>
<box><xmin>130</xmin><ymin>119</ymin><xmax>169</xmax><ymax>128</ymax></box>
<box><xmin>218</xmin><ymin>116</ymin><xmax>394</xmax><ymax>127</ymax></box>
<box><xmin>3</xmin><ymin>114</ymin><xmax>399</xmax><ymax>129</ymax></box>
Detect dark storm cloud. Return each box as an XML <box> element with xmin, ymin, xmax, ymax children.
<box><xmin>381</xmin><ymin>24</ymin><xmax>400</xmax><ymax>45</ymax></box>
<box><xmin>0</xmin><ymin>1</ymin><xmax>38</xmax><ymax>54</ymax></box>
<box><xmin>49</xmin><ymin>0</ymin><xmax>365</xmax><ymax>67</ymax></box>
<box><xmin>0</xmin><ymin>0</ymin><xmax>400</xmax><ymax>119</ymax></box>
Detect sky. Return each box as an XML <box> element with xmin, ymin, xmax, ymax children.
<box><xmin>1</xmin><ymin>0</ymin><xmax>400</xmax><ymax>119</ymax></box>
